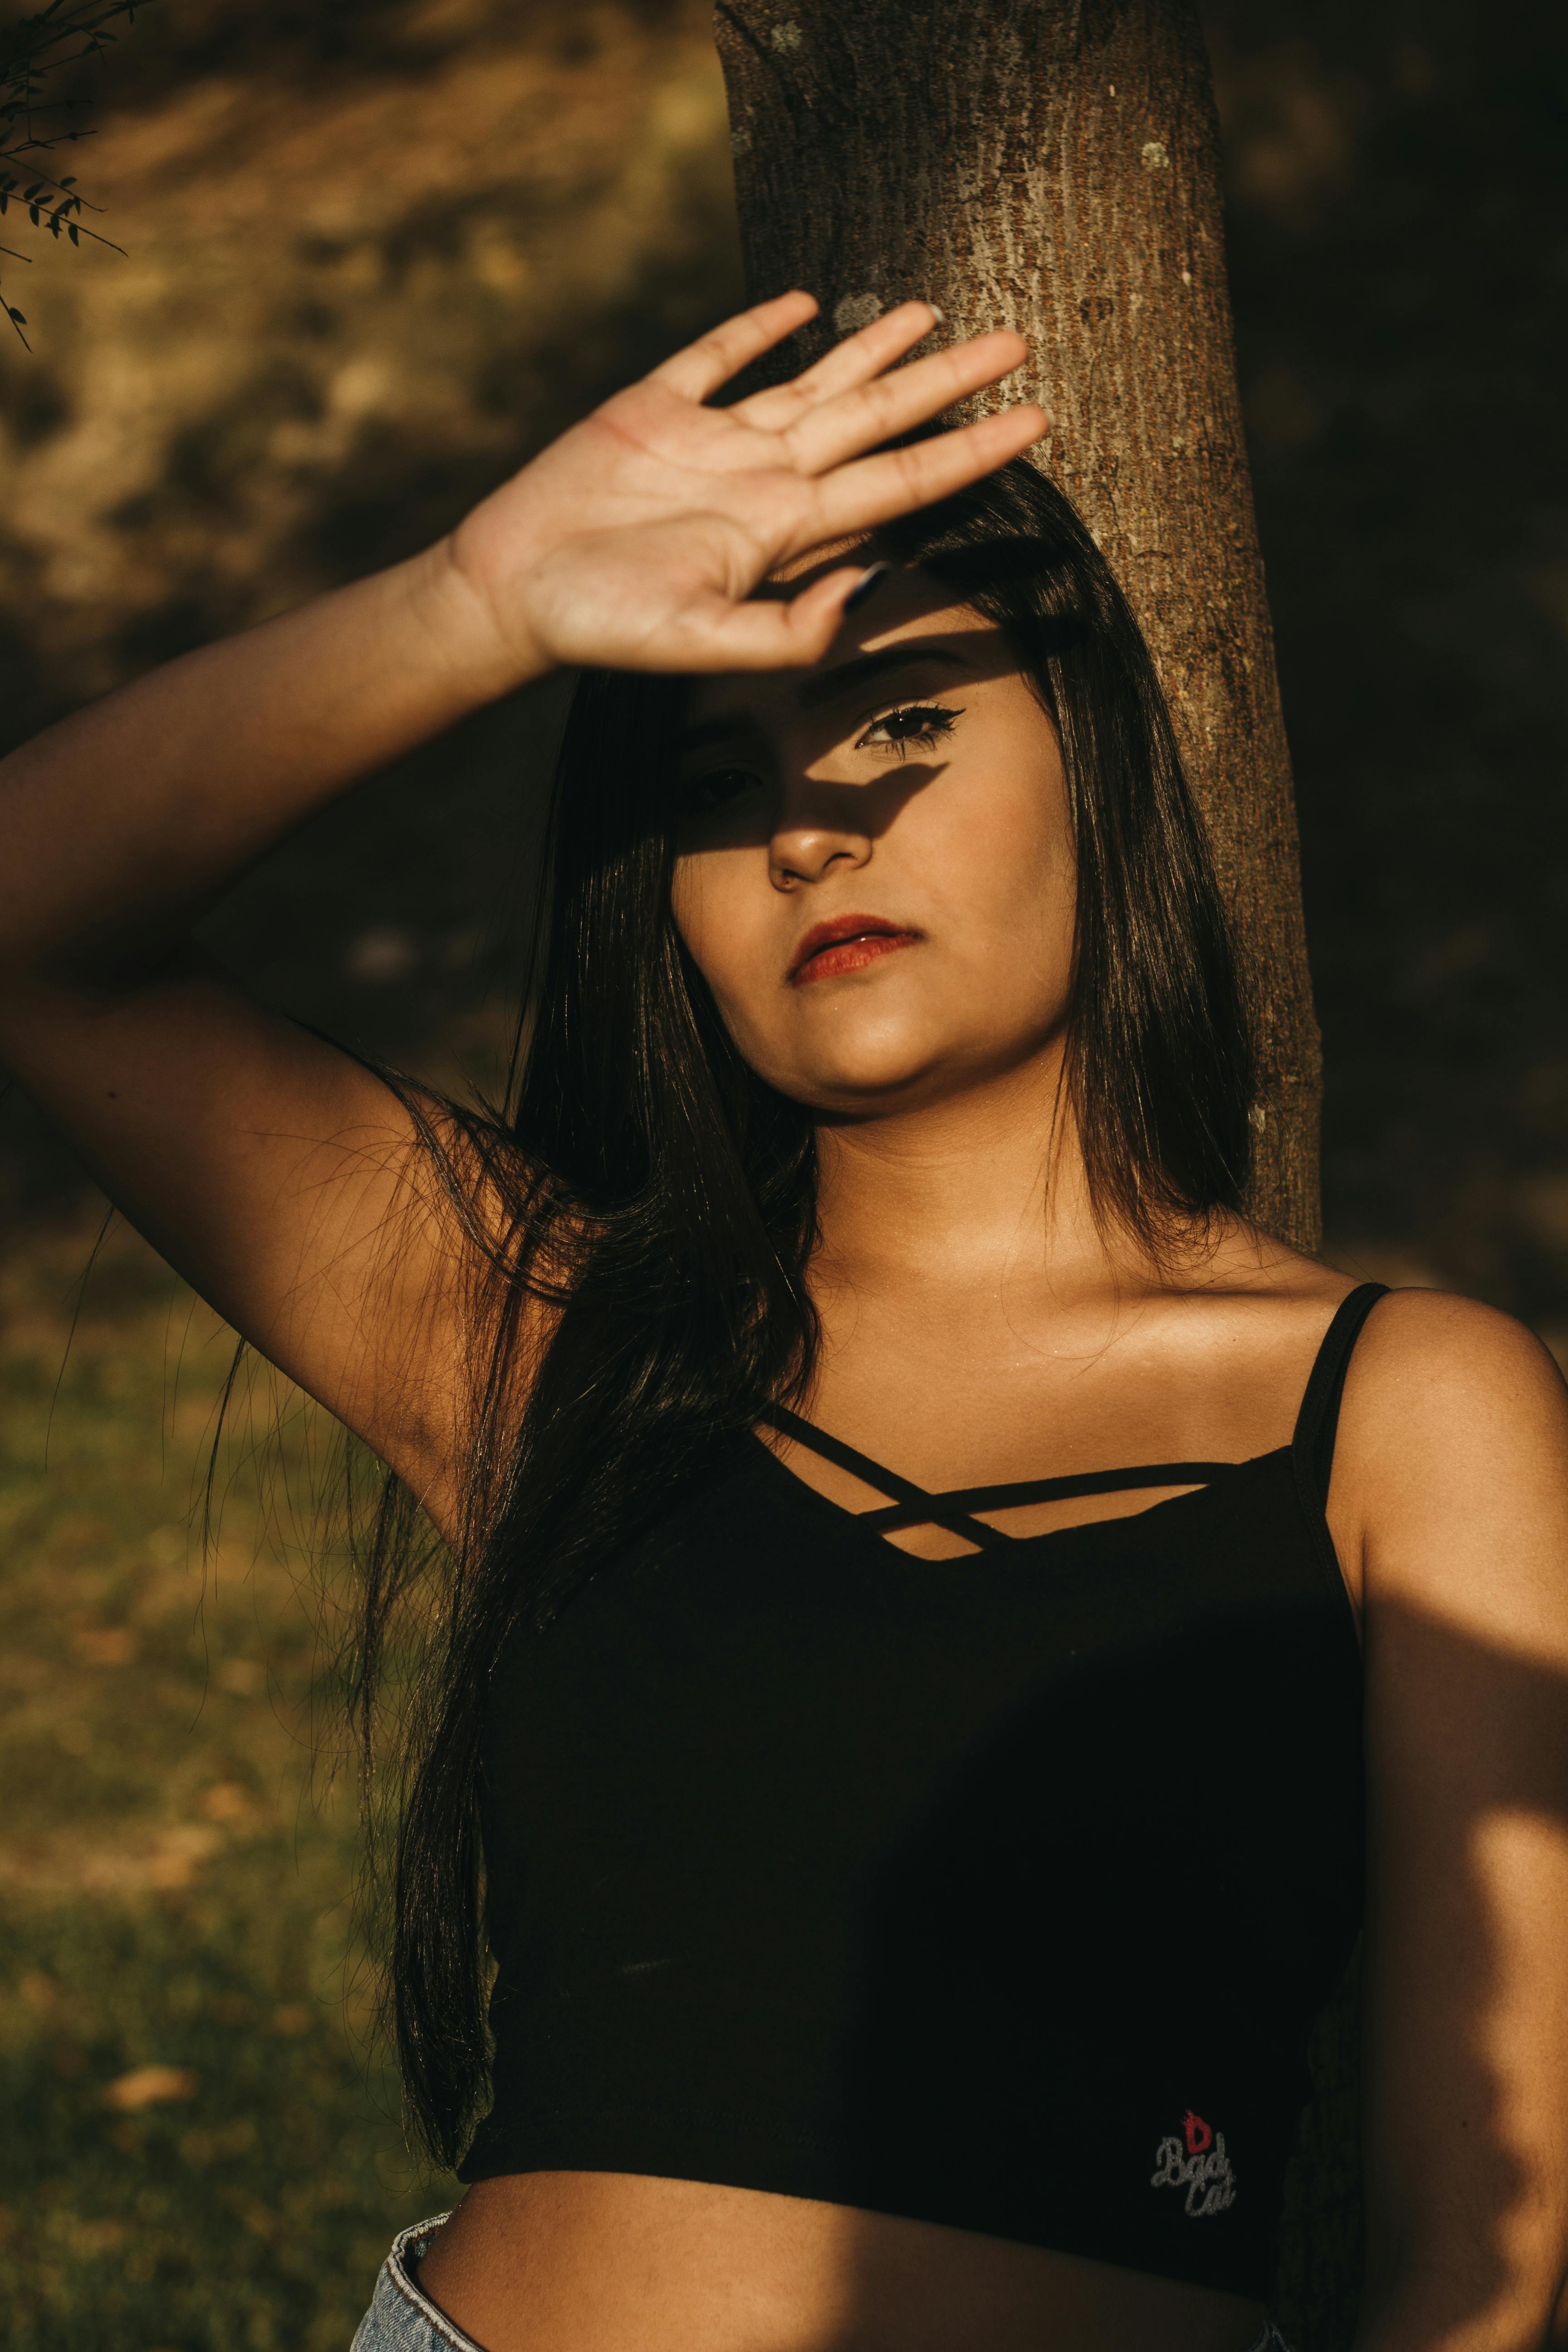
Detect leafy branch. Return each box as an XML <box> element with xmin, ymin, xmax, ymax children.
<box><xmin>0</xmin><ymin>0</ymin><xmax>149</xmax><ymax>346</ymax></box>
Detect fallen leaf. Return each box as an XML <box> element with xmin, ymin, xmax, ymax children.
<box><xmin>0</xmin><ymin>1823</ymin><xmax>220</xmax><ymax>1898</ymax></box>
<box><xmin>104</xmin><ymin>2064</ymin><xmax>199</xmax><ymax>2112</ymax></box>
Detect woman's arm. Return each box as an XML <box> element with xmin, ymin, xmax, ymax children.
<box><xmin>0</xmin><ymin>294</ymin><xmax>1044</xmax><ymax>1526</ymax></box>
<box><xmin>1335</xmin><ymin>1291</ymin><xmax>1568</xmax><ymax>2351</ymax></box>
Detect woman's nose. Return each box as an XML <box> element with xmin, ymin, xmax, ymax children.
<box><xmin>768</xmin><ymin>783</ymin><xmax>873</xmax><ymax>890</ymax></box>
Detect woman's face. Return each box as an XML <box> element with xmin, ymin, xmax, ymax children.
<box><xmin>670</xmin><ymin>564</ymin><xmax>1077</xmax><ymax>1118</ymax></box>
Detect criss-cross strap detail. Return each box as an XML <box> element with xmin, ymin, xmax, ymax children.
<box><xmin>757</xmin><ymin>1401</ymin><xmax>1240</xmax><ymax>1548</ymax></box>
<box><xmin>759</xmin><ymin>1401</ymin><xmax>1009</xmax><ymax>1547</ymax></box>
<box><xmin>855</xmin><ymin>1463</ymin><xmax>1246</xmax><ymax>1536</ymax></box>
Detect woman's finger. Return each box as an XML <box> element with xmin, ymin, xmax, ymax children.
<box><xmin>649</xmin><ymin>290</ymin><xmax>819</xmax><ymax>404</ymax></box>
<box><xmin>730</xmin><ymin>301</ymin><xmax>945</xmax><ymax>433</ymax></box>
<box><xmin>782</xmin><ymin>331</ymin><xmax>1033</xmax><ymax>479</ymax></box>
<box><xmin>791</xmin><ymin>404</ymin><xmax>1051</xmax><ymax>547</ymax></box>
<box><xmin>674</xmin><ymin>565</ymin><xmax>874</xmax><ymax>674</ymax></box>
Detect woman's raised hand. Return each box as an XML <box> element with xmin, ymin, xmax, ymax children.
<box><xmin>441</xmin><ymin>292</ymin><xmax>1046</xmax><ymax>681</ymax></box>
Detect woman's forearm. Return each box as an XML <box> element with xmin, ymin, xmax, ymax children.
<box><xmin>0</xmin><ymin>535</ymin><xmax>534</xmax><ymax>993</ymax></box>
<box><xmin>0</xmin><ymin>295</ymin><xmax>1039</xmax><ymax>1002</ymax></box>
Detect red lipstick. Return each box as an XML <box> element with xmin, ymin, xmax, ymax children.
<box><xmin>788</xmin><ymin>912</ymin><xmax>921</xmax><ymax>985</ymax></box>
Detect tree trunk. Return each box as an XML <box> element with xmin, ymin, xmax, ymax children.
<box><xmin>715</xmin><ymin>0</ymin><xmax>1322</xmax><ymax>1254</ymax></box>
<box><xmin>716</xmin><ymin>6</ymin><xmax>1357</xmax><ymax>2346</ymax></box>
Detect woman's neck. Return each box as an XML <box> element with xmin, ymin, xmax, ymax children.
<box><xmin>810</xmin><ymin>1047</ymin><xmax>1129</xmax><ymax>1304</ymax></box>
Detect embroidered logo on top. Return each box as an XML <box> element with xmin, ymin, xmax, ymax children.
<box><xmin>1151</xmin><ymin>2108</ymin><xmax>1237</xmax><ymax>2217</ymax></box>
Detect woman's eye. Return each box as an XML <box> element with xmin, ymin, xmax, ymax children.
<box><xmin>854</xmin><ymin>703</ymin><xmax>964</xmax><ymax>758</ymax></box>
<box><xmin>677</xmin><ymin>766</ymin><xmax>762</xmax><ymax>819</ymax></box>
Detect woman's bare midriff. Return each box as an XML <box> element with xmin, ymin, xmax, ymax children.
<box><xmin>413</xmin><ymin>2171</ymin><xmax>1268</xmax><ymax>2352</ymax></box>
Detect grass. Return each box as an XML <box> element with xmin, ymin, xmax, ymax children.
<box><xmin>0</xmin><ymin>1211</ymin><xmax>458</xmax><ymax>2351</ymax></box>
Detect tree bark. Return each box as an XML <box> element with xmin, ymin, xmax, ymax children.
<box><xmin>716</xmin><ymin>0</ymin><xmax>1322</xmax><ymax>1253</ymax></box>
<box><xmin>717</xmin><ymin>6</ymin><xmax>1357</xmax><ymax>2346</ymax></box>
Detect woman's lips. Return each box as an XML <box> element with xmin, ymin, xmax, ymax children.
<box><xmin>789</xmin><ymin>916</ymin><xmax>921</xmax><ymax>985</ymax></box>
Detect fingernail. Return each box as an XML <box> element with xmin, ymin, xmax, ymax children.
<box><xmin>927</xmin><ymin>302</ymin><xmax>946</xmax><ymax>326</ymax></box>
<box><xmin>844</xmin><ymin>562</ymin><xmax>889</xmax><ymax>613</ymax></box>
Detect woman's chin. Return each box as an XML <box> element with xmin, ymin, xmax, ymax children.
<box><xmin>771</xmin><ymin>1052</ymin><xmax>971</xmax><ymax>1119</ymax></box>
<box><xmin>764</xmin><ymin>1029</ymin><xmax>1069</xmax><ymax>1122</ymax></box>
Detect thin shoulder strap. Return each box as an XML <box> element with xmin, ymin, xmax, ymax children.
<box><xmin>756</xmin><ymin>1401</ymin><xmax>1009</xmax><ymax>1549</ymax></box>
<box><xmin>1291</xmin><ymin>1283</ymin><xmax>1391</xmax><ymax>1506</ymax></box>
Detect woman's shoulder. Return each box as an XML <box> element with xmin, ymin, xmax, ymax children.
<box><xmin>1191</xmin><ymin>1217</ymin><xmax>1563</xmax><ymax>1397</ymax></box>
<box><xmin>1327</xmin><ymin>1283</ymin><xmax>1568</xmax><ymax>1629</ymax></box>
<box><xmin>1168</xmin><ymin>1223</ymin><xmax>1567</xmax><ymax>1474</ymax></box>
<box><xmin>1151</xmin><ymin>1223</ymin><xmax>1567</xmax><ymax>1633</ymax></box>
<box><xmin>1343</xmin><ymin>1280</ymin><xmax>1566</xmax><ymax>1441</ymax></box>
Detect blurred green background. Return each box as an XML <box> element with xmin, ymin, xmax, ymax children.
<box><xmin>0</xmin><ymin>0</ymin><xmax>1563</xmax><ymax>2342</ymax></box>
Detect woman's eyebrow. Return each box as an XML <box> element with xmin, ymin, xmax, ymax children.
<box><xmin>795</xmin><ymin>641</ymin><xmax>975</xmax><ymax>713</ymax></box>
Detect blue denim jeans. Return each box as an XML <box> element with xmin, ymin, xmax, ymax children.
<box><xmin>351</xmin><ymin>2216</ymin><xmax>478</xmax><ymax>2352</ymax></box>
<box><xmin>349</xmin><ymin>2214</ymin><xmax>1297</xmax><ymax>2352</ymax></box>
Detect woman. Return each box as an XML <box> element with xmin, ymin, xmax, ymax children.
<box><xmin>2</xmin><ymin>293</ymin><xmax>1566</xmax><ymax>2352</ymax></box>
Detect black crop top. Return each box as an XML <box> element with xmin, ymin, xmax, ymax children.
<box><xmin>461</xmin><ymin>1285</ymin><xmax>1382</xmax><ymax>2303</ymax></box>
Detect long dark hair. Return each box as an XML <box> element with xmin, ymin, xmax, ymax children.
<box><xmin>363</xmin><ymin>454</ymin><xmax>1255</xmax><ymax>2169</ymax></box>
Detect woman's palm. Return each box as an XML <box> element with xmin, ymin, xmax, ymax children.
<box><xmin>448</xmin><ymin>292</ymin><xmax>1045</xmax><ymax>677</ymax></box>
